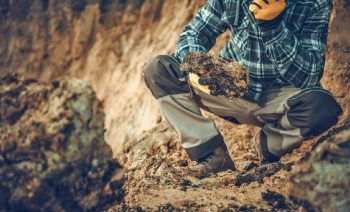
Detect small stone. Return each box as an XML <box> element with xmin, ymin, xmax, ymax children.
<box><xmin>156</xmin><ymin>115</ymin><xmax>162</xmax><ymax>124</ymax></box>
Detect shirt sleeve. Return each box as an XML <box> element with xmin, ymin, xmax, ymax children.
<box><xmin>260</xmin><ymin>2</ymin><xmax>332</xmax><ymax>88</ymax></box>
<box><xmin>174</xmin><ymin>0</ymin><xmax>228</xmax><ymax>62</ymax></box>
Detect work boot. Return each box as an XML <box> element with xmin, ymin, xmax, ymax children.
<box><xmin>191</xmin><ymin>145</ymin><xmax>236</xmax><ymax>178</ymax></box>
<box><xmin>251</xmin><ymin>131</ymin><xmax>279</xmax><ymax>165</ymax></box>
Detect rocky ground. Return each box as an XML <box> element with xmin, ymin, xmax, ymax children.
<box><xmin>109</xmin><ymin>114</ymin><xmax>350</xmax><ymax>211</ymax></box>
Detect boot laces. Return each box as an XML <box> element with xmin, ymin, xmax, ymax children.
<box><xmin>197</xmin><ymin>152</ymin><xmax>215</xmax><ymax>164</ymax></box>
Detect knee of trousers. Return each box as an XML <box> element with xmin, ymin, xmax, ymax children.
<box><xmin>143</xmin><ymin>55</ymin><xmax>190</xmax><ymax>99</ymax></box>
<box><xmin>286</xmin><ymin>88</ymin><xmax>343</xmax><ymax>138</ymax></box>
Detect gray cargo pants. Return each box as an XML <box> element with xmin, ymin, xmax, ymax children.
<box><xmin>143</xmin><ymin>55</ymin><xmax>343</xmax><ymax>161</ymax></box>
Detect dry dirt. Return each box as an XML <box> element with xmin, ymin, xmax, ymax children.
<box><xmin>110</xmin><ymin>116</ymin><xmax>349</xmax><ymax>211</ymax></box>
<box><xmin>0</xmin><ymin>0</ymin><xmax>349</xmax><ymax>211</ymax></box>
<box><xmin>114</xmin><ymin>120</ymin><xmax>293</xmax><ymax>211</ymax></box>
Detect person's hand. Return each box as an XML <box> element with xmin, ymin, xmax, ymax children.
<box><xmin>249</xmin><ymin>0</ymin><xmax>286</xmax><ymax>27</ymax></box>
<box><xmin>188</xmin><ymin>73</ymin><xmax>212</xmax><ymax>95</ymax></box>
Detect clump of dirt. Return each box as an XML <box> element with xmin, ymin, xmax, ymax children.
<box><xmin>291</xmin><ymin>127</ymin><xmax>350</xmax><ymax>211</ymax></box>
<box><xmin>262</xmin><ymin>190</ymin><xmax>288</xmax><ymax>209</ymax></box>
<box><xmin>234</xmin><ymin>162</ymin><xmax>292</xmax><ymax>186</ymax></box>
<box><xmin>181</xmin><ymin>52</ymin><xmax>249</xmax><ymax>101</ymax></box>
<box><xmin>0</xmin><ymin>75</ymin><xmax>124</xmax><ymax>211</ymax></box>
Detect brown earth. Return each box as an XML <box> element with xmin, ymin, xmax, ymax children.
<box><xmin>291</xmin><ymin>127</ymin><xmax>350</xmax><ymax>211</ymax></box>
<box><xmin>112</xmin><ymin>116</ymin><xmax>349</xmax><ymax>210</ymax></box>
<box><xmin>0</xmin><ymin>75</ymin><xmax>124</xmax><ymax>211</ymax></box>
<box><xmin>0</xmin><ymin>0</ymin><xmax>349</xmax><ymax>211</ymax></box>
<box><xmin>181</xmin><ymin>52</ymin><xmax>249</xmax><ymax>101</ymax></box>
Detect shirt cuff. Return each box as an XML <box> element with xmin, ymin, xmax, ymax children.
<box><xmin>175</xmin><ymin>47</ymin><xmax>208</xmax><ymax>62</ymax></box>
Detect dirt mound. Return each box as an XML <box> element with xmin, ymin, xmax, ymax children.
<box><xmin>0</xmin><ymin>75</ymin><xmax>123</xmax><ymax>211</ymax></box>
<box><xmin>291</xmin><ymin>127</ymin><xmax>350</xmax><ymax>211</ymax></box>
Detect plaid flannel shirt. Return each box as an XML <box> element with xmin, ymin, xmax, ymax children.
<box><xmin>174</xmin><ymin>0</ymin><xmax>332</xmax><ymax>102</ymax></box>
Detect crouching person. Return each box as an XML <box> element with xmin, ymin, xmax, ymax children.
<box><xmin>143</xmin><ymin>0</ymin><xmax>343</xmax><ymax>178</ymax></box>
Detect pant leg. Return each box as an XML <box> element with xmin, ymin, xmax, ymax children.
<box><xmin>191</xmin><ymin>86</ymin><xmax>262</xmax><ymax>126</ymax></box>
<box><xmin>143</xmin><ymin>55</ymin><xmax>225</xmax><ymax>160</ymax></box>
<box><xmin>254</xmin><ymin>86</ymin><xmax>343</xmax><ymax>157</ymax></box>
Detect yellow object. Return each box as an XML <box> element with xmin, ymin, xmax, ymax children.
<box><xmin>188</xmin><ymin>73</ymin><xmax>211</xmax><ymax>94</ymax></box>
<box><xmin>249</xmin><ymin>0</ymin><xmax>286</xmax><ymax>21</ymax></box>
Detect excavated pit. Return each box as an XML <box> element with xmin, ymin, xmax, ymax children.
<box><xmin>0</xmin><ymin>0</ymin><xmax>349</xmax><ymax>210</ymax></box>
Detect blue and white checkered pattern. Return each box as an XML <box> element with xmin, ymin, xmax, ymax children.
<box><xmin>175</xmin><ymin>0</ymin><xmax>332</xmax><ymax>102</ymax></box>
